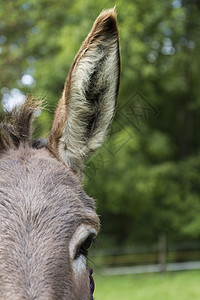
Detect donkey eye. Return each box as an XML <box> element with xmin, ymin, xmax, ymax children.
<box><xmin>75</xmin><ymin>234</ymin><xmax>97</xmax><ymax>259</ymax></box>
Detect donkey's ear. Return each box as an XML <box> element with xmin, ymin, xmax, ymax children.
<box><xmin>48</xmin><ymin>8</ymin><xmax>120</xmax><ymax>175</ymax></box>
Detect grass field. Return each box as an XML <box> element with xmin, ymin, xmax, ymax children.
<box><xmin>94</xmin><ymin>270</ymin><xmax>200</xmax><ymax>300</ymax></box>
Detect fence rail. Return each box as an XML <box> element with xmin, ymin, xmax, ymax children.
<box><xmin>90</xmin><ymin>238</ymin><xmax>200</xmax><ymax>275</ymax></box>
<box><xmin>103</xmin><ymin>261</ymin><xmax>200</xmax><ymax>276</ymax></box>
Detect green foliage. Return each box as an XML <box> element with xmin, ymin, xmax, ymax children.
<box><xmin>1</xmin><ymin>0</ymin><xmax>200</xmax><ymax>246</ymax></box>
<box><xmin>84</xmin><ymin>127</ymin><xmax>200</xmax><ymax>245</ymax></box>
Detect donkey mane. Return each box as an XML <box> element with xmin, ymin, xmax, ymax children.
<box><xmin>0</xmin><ymin>99</ymin><xmax>46</xmax><ymax>152</ymax></box>
<box><xmin>0</xmin><ymin>9</ymin><xmax>120</xmax><ymax>299</ymax></box>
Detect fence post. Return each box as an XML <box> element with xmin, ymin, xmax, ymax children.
<box><xmin>158</xmin><ymin>233</ymin><xmax>166</xmax><ymax>272</ymax></box>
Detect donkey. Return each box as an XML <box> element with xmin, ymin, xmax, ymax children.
<box><xmin>0</xmin><ymin>8</ymin><xmax>120</xmax><ymax>300</ymax></box>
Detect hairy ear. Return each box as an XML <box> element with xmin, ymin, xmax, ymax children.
<box><xmin>48</xmin><ymin>8</ymin><xmax>120</xmax><ymax>175</ymax></box>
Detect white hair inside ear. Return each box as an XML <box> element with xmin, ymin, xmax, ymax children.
<box><xmin>49</xmin><ymin>9</ymin><xmax>120</xmax><ymax>177</ymax></box>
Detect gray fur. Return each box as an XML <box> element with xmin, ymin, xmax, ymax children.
<box><xmin>0</xmin><ymin>8</ymin><xmax>120</xmax><ymax>300</ymax></box>
<box><xmin>0</xmin><ymin>146</ymin><xmax>99</xmax><ymax>299</ymax></box>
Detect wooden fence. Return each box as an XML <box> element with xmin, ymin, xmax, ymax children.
<box><xmin>90</xmin><ymin>236</ymin><xmax>200</xmax><ymax>274</ymax></box>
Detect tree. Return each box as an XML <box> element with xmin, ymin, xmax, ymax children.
<box><xmin>1</xmin><ymin>0</ymin><xmax>200</xmax><ymax>247</ymax></box>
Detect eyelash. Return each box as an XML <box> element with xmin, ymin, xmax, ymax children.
<box><xmin>75</xmin><ymin>234</ymin><xmax>98</xmax><ymax>259</ymax></box>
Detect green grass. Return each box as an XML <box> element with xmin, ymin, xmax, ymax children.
<box><xmin>94</xmin><ymin>270</ymin><xmax>200</xmax><ymax>300</ymax></box>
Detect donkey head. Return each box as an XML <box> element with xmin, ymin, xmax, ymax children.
<box><xmin>0</xmin><ymin>9</ymin><xmax>120</xmax><ymax>300</ymax></box>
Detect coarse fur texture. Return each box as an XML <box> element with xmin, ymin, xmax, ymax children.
<box><xmin>0</xmin><ymin>146</ymin><xmax>99</xmax><ymax>299</ymax></box>
<box><xmin>0</xmin><ymin>8</ymin><xmax>120</xmax><ymax>300</ymax></box>
<box><xmin>49</xmin><ymin>9</ymin><xmax>120</xmax><ymax>176</ymax></box>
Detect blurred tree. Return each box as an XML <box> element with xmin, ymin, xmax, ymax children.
<box><xmin>0</xmin><ymin>0</ymin><xmax>200</xmax><ymax>247</ymax></box>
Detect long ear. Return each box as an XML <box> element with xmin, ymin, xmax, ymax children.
<box><xmin>48</xmin><ymin>8</ymin><xmax>120</xmax><ymax>175</ymax></box>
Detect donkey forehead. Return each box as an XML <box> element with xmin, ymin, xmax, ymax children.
<box><xmin>0</xmin><ymin>146</ymin><xmax>99</xmax><ymax>235</ymax></box>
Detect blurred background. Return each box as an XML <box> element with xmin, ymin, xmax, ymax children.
<box><xmin>1</xmin><ymin>0</ymin><xmax>200</xmax><ymax>299</ymax></box>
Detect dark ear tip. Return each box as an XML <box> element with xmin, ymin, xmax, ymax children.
<box><xmin>93</xmin><ymin>8</ymin><xmax>118</xmax><ymax>37</ymax></box>
<box><xmin>99</xmin><ymin>8</ymin><xmax>117</xmax><ymax>22</ymax></box>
